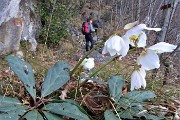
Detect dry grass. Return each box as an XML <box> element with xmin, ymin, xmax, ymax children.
<box><xmin>0</xmin><ymin>40</ymin><xmax>179</xmax><ymax>120</ymax></box>
<box><xmin>1</xmin><ymin>41</ymin><xmax>179</xmax><ymax>99</ymax></box>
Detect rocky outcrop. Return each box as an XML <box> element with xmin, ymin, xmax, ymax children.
<box><xmin>0</xmin><ymin>0</ymin><xmax>40</xmax><ymax>55</ymax></box>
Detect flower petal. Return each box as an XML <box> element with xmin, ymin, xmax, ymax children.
<box><xmin>144</xmin><ymin>27</ymin><xmax>161</xmax><ymax>31</ymax></box>
<box><xmin>139</xmin><ymin>67</ymin><xmax>146</xmax><ymax>78</ymax></box>
<box><xmin>83</xmin><ymin>58</ymin><xmax>95</xmax><ymax>70</ymax></box>
<box><xmin>102</xmin><ymin>42</ymin><xmax>108</xmax><ymax>54</ymax></box>
<box><xmin>125</xmin><ymin>24</ymin><xmax>146</xmax><ymax>38</ymax></box>
<box><xmin>102</xmin><ymin>35</ymin><xmax>125</xmax><ymax>56</ymax></box>
<box><xmin>139</xmin><ymin>67</ymin><xmax>146</xmax><ymax>88</ymax></box>
<box><xmin>137</xmin><ymin>31</ymin><xmax>147</xmax><ymax>47</ymax></box>
<box><xmin>141</xmin><ymin>77</ymin><xmax>146</xmax><ymax>89</ymax></box>
<box><xmin>148</xmin><ymin>42</ymin><xmax>177</xmax><ymax>53</ymax></box>
<box><xmin>130</xmin><ymin>68</ymin><xmax>147</xmax><ymax>91</ymax></box>
<box><xmin>137</xmin><ymin>49</ymin><xmax>160</xmax><ymax>70</ymax></box>
<box><xmin>130</xmin><ymin>71</ymin><xmax>142</xmax><ymax>91</ymax></box>
<box><xmin>108</xmin><ymin>49</ymin><xmax>119</xmax><ymax>56</ymax></box>
<box><xmin>122</xmin><ymin>35</ymin><xmax>130</xmax><ymax>48</ymax></box>
<box><xmin>102</xmin><ymin>38</ymin><xmax>119</xmax><ymax>56</ymax></box>
<box><xmin>106</xmin><ymin>36</ymin><xmax>122</xmax><ymax>52</ymax></box>
<box><xmin>124</xmin><ymin>21</ymin><xmax>139</xmax><ymax>29</ymax></box>
<box><xmin>80</xmin><ymin>58</ymin><xmax>88</xmax><ymax>66</ymax></box>
<box><xmin>118</xmin><ymin>38</ymin><xmax>129</xmax><ymax>57</ymax></box>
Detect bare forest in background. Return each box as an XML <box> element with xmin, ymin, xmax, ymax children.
<box><xmin>61</xmin><ymin>0</ymin><xmax>180</xmax><ymax>83</ymax></box>
<box><xmin>61</xmin><ymin>0</ymin><xmax>179</xmax><ymax>44</ymax></box>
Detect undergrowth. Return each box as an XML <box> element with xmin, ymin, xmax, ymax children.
<box><xmin>0</xmin><ymin>40</ymin><xmax>179</xmax><ymax>120</ymax></box>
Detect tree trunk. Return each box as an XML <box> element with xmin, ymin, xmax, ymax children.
<box><xmin>155</xmin><ymin>0</ymin><xmax>179</xmax><ymax>43</ymax></box>
<box><xmin>152</xmin><ymin>0</ymin><xmax>180</xmax><ymax>82</ymax></box>
<box><xmin>137</xmin><ymin>0</ymin><xmax>141</xmax><ymax>21</ymax></box>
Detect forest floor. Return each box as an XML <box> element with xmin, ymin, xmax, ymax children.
<box><xmin>0</xmin><ymin>41</ymin><xmax>180</xmax><ymax>119</ymax></box>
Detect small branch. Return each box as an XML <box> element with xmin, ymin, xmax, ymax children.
<box><xmin>44</xmin><ymin>0</ymin><xmax>57</xmax><ymax>45</ymax></box>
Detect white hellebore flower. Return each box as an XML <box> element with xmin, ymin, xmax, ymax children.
<box><xmin>137</xmin><ymin>42</ymin><xmax>177</xmax><ymax>70</ymax></box>
<box><xmin>124</xmin><ymin>23</ymin><xmax>161</xmax><ymax>47</ymax></box>
<box><xmin>130</xmin><ymin>67</ymin><xmax>146</xmax><ymax>91</ymax></box>
<box><xmin>81</xmin><ymin>58</ymin><xmax>95</xmax><ymax>70</ymax></box>
<box><xmin>102</xmin><ymin>35</ymin><xmax>129</xmax><ymax>58</ymax></box>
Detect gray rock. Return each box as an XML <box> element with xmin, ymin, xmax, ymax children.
<box><xmin>0</xmin><ymin>18</ymin><xmax>22</xmax><ymax>54</ymax></box>
<box><xmin>0</xmin><ymin>0</ymin><xmax>40</xmax><ymax>55</ymax></box>
<box><xmin>89</xmin><ymin>50</ymin><xmax>111</xmax><ymax>62</ymax></box>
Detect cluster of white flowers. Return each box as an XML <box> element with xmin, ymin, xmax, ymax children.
<box><xmin>102</xmin><ymin>21</ymin><xmax>177</xmax><ymax>91</ymax></box>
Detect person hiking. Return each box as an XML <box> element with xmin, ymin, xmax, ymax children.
<box><xmin>82</xmin><ymin>18</ymin><xmax>96</xmax><ymax>52</ymax></box>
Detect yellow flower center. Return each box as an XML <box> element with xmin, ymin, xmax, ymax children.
<box><xmin>130</xmin><ymin>35</ymin><xmax>138</xmax><ymax>42</ymax></box>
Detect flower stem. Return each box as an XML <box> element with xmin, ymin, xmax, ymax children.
<box><xmin>70</xmin><ymin>39</ymin><xmax>107</xmax><ymax>76</ymax></box>
<box><xmin>80</xmin><ymin>56</ymin><xmax>118</xmax><ymax>87</ymax></box>
<box><xmin>90</xmin><ymin>56</ymin><xmax>117</xmax><ymax>78</ymax></box>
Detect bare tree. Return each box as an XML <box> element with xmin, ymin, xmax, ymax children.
<box><xmin>152</xmin><ymin>0</ymin><xmax>180</xmax><ymax>83</ymax></box>
<box><xmin>155</xmin><ymin>0</ymin><xmax>180</xmax><ymax>43</ymax></box>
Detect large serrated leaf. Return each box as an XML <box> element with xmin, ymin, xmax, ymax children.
<box><xmin>104</xmin><ymin>110</ymin><xmax>120</xmax><ymax>120</ymax></box>
<box><xmin>63</xmin><ymin>99</ymin><xmax>90</xmax><ymax>115</ymax></box>
<box><xmin>125</xmin><ymin>91</ymin><xmax>156</xmax><ymax>102</ymax></box>
<box><xmin>24</xmin><ymin>110</ymin><xmax>44</xmax><ymax>120</ymax></box>
<box><xmin>49</xmin><ymin>99</ymin><xmax>90</xmax><ymax>117</ymax></box>
<box><xmin>118</xmin><ymin>91</ymin><xmax>156</xmax><ymax>108</ymax></box>
<box><xmin>0</xmin><ymin>96</ymin><xmax>27</xmax><ymax>120</ymax></box>
<box><xmin>118</xmin><ymin>105</ymin><xmax>145</xmax><ymax>119</ymax></box>
<box><xmin>41</xmin><ymin>62</ymin><xmax>71</xmax><ymax>97</ymax></box>
<box><xmin>43</xmin><ymin>102</ymin><xmax>90</xmax><ymax>120</ymax></box>
<box><xmin>43</xmin><ymin>112</ymin><xmax>63</xmax><ymax>120</ymax></box>
<box><xmin>124</xmin><ymin>91</ymin><xmax>155</xmax><ymax>103</ymax></box>
<box><xmin>6</xmin><ymin>55</ymin><xmax>36</xmax><ymax>99</ymax></box>
<box><xmin>107</xmin><ymin>76</ymin><xmax>124</xmax><ymax>101</ymax></box>
<box><xmin>117</xmin><ymin>91</ymin><xmax>157</xmax><ymax>119</ymax></box>
<box><xmin>136</xmin><ymin>111</ymin><xmax>165</xmax><ymax>120</ymax></box>
<box><xmin>118</xmin><ymin>110</ymin><xmax>134</xmax><ymax>119</ymax></box>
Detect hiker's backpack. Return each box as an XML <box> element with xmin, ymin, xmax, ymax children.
<box><xmin>82</xmin><ymin>22</ymin><xmax>90</xmax><ymax>35</ymax></box>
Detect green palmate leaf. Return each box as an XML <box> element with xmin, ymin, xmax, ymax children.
<box><xmin>0</xmin><ymin>96</ymin><xmax>27</xmax><ymax>120</ymax></box>
<box><xmin>41</xmin><ymin>62</ymin><xmax>71</xmax><ymax>97</ymax></box>
<box><xmin>118</xmin><ymin>91</ymin><xmax>156</xmax><ymax>108</ymax></box>
<box><xmin>136</xmin><ymin>111</ymin><xmax>165</xmax><ymax>120</ymax></box>
<box><xmin>117</xmin><ymin>91</ymin><xmax>157</xmax><ymax>119</ymax></box>
<box><xmin>43</xmin><ymin>112</ymin><xmax>64</xmax><ymax>120</ymax></box>
<box><xmin>118</xmin><ymin>110</ymin><xmax>133</xmax><ymax>119</ymax></box>
<box><xmin>118</xmin><ymin>107</ymin><xmax>165</xmax><ymax>120</ymax></box>
<box><xmin>108</xmin><ymin>76</ymin><xmax>125</xmax><ymax>101</ymax></box>
<box><xmin>125</xmin><ymin>91</ymin><xmax>155</xmax><ymax>102</ymax></box>
<box><xmin>118</xmin><ymin>105</ymin><xmax>145</xmax><ymax>119</ymax></box>
<box><xmin>104</xmin><ymin>110</ymin><xmax>120</xmax><ymax>120</ymax></box>
<box><xmin>43</xmin><ymin>102</ymin><xmax>90</xmax><ymax>120</ymax></box>
<box><xmin>63</xmin><ymin>99</ymin><xmax>88</xmax><ymax>114</ymax></box>
<box><xmin>6</xmin><ymin>55</ymin><xmax>36</xmax><ymax>99</ymax></box>
<box><xmin>49</xmin><ymin>99</ymin><xmax>90</xmax><ymax>117</ymax></box>
<box><xmin>24</xmin><ymin>110</ymin><xmax>44</xmax><ymax>120</ymax></box>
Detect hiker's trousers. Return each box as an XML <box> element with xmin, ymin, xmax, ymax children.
<box><xmin>85</xmin><ymin>34</ymin><xmax>94</xmax><ymax>51</ymax></box>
